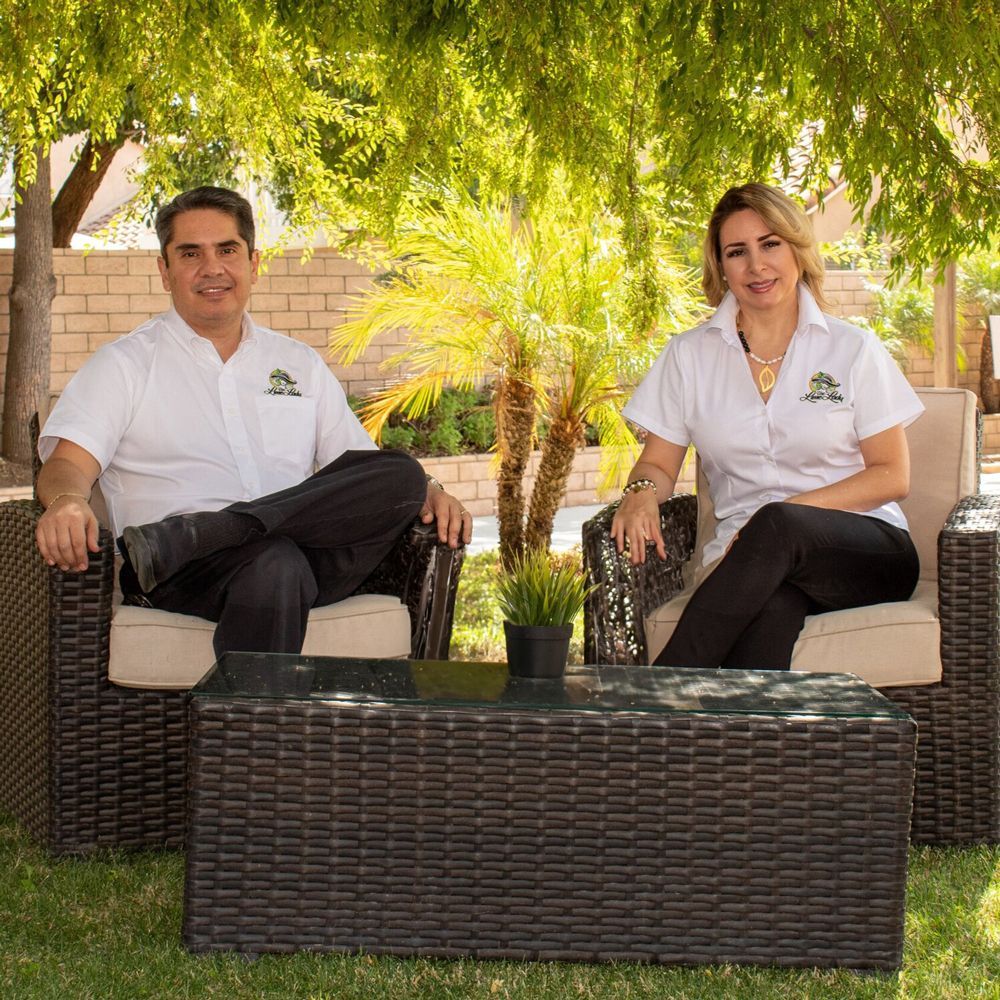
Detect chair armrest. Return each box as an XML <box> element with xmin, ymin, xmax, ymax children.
<box><xmin>582</xmin><ymin>494</ymin><xmax>698</xmax><ymax>665</ymax></box>
<box><xmin>938</xmin><ymin>492</ymin><xmax>1000</xmax><ymax>694</ymax></box>
<box><xmin>355</xmin><ymin>518</ymin><xmax>466</xmax><ymax>660</ymax></box>
<box><xmin>0</xmin><ymin>499</ymin><xmax>116</xmax><ymax>842</ymax></box>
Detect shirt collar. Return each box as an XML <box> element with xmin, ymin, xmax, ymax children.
<box><xmin>162</xmin><ymin>307</ymin><xmax>258</xmax><ymax>355</ymax></box>
<box><xmin>706</xmin><ymin>284</ymin><xmax>830</xmax><ymax>346</ymax></box>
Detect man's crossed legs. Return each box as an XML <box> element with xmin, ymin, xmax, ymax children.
<box><xmin>118</xmin><ymin>450</ymin><xmax>427</xmax><ymax>657</ymax></box>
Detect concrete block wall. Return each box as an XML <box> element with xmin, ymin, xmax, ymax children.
<box><xmin>821</xmin><ymin>269</ymin><xmax>986</xmax><ymax>395</ymax></box>
<box><xmin>0</xmin><ymin>247</ymin><xmax>403</xmax><ymax>404</ymax></box>
<box><xmin>982</xmin><ymin>414</ymin><xmax>1000</xmax><ymax>456</ymax></box>
<box><xmin>0</xmin><ymin>252</ymin><xmax>988</xmax><ymax>506</ymax></box>
<box><xmin>422</xmin><ymin>446</ymin><xmax>697</xmax><ymax>517</ymax></box>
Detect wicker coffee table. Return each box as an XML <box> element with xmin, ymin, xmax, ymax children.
<box><xmin>183</xmin><ymin>654</ymin><xmax>915</xmax><ymax>970</ymax></box>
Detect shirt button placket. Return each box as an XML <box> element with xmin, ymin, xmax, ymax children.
<box><xmin>218</xmin><ymin>366</ymin><xmax>260</xmax><ymax>499</ymax></box>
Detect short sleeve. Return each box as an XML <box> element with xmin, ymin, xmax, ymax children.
<box><xmin>39</xmin><ymin>345</ymin><xmax>140</xmax><ymax>470</ymax></box>
<box><xmin>312</xmin><ymin>358</ymin><xmax>377</xmax><ymax>465</ymax></box>
<box><xmin>851</xmin><ymin>332</ymin><xmax>925</xmax><ymax>440</ymax></box>
<box><xmin>621</xmin><ymin>337</ymin><xmax>691</xmax><ymax>447</ymax></box>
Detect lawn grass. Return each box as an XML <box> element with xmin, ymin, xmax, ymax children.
<box><xmin>1</xmin><ymin>815</ymin><xmax>997</xmax><ymax>999</ymax></box>
<box><xmin>3</xmin><ymin>549</ymin><xmax>997</xmax><ymax>998</ymax></box>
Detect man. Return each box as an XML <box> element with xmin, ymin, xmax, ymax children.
<box><xmin>35</xmin><ymin>186</ymin><xmax>471</xmax><ymax>656</ymax></box>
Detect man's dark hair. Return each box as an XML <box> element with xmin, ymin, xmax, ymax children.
<box><xmin>155</xmin><ymin>186</ymin><xmax>256</xmax><ymax>261</ymax></box>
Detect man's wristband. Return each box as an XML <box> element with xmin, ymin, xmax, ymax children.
<box><xmin>621</xmin><ymin>478</ymin><xmax>657</xmax><ymax>499</ymax></box>
<box><xmin>44</xmin><ymin>491</ymin><xmax>90</xmax><ymax>509</ymax></box>
<box><xmin>425</xmin><ymin>474</ymin><xmax>445</xmax><ymax>492</ymax></box>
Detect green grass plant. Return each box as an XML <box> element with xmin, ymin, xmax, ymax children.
<box><xmin>495</xmin><ymin>548</ymin><xmax>592</xmax><ymax>628</ymax></box>
<box><xmin>1</xmin><ymin>813</ymin><xmax>997</xmax><ymax>998</ymax></box>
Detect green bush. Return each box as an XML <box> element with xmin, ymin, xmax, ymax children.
<box><xmin>351</xmin><ymin>384</ymin><xmax>604</xmax><ymax>458</ymax></box>
<box><xmin>379</xmin><ymin>424</ymin><xmax>418</xmax><ymax>451</ymax></box>
<box><xmin>351</xmin><ymin>386</ymin><xmax>501</xmax><ymax>457</ymax></box>
<box><xmin>426</xmin><ymin>420</ymin><xmax>464</xmax><ymax>456</ymax></box>
<box><xmin>460</xmin><ymin>408</ymin><xmax>496</xmax><ymax>452</ymax></box>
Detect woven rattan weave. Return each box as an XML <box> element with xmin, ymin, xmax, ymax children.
<box><xmin>582</xmin><ymin>492</ymin><xmax>1000</xmax><ymax>846</ymax></box>
<box><xmin>183</xmin><ymin>655</ymin><xmax>914</xmax><ymax>970</ymax></box>
<box><xmin>0</xmin><ymin>494</ymin><xmax>464</xmax><ymax>856</ymax></box>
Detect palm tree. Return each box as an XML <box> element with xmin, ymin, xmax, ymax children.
<box><xmin>331</xmin><ymin>187</ymin><xmax>702</xmax><ymax>566</ymax></box>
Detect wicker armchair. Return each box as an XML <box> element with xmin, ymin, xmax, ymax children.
<box><xmin>583</xmin><ymin>388</ymin><xmax>999</xmax><ymax>846</ymax></box>
<box><xmin>0</xmin><ymin>421</ymin><xmax>464</xmax><ymax>856</ymax></box>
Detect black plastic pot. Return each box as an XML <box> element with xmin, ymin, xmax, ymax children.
<box><xmin>503</xmin><ymin>621</ymin><xmax>573</xmax><ymax>679</ymax></box>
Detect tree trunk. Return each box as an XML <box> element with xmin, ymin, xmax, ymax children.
<box><xmin>980</xmin><ymin>325</ymin><xmax>1000</xmax><ymax>414</ymax></box>
<box><xmin>524</xmin><ymin>412</ymin><xmax>584</xmax><ymax>553</ymax></box>
<box><xmin>495</xmin><ymin>376</ymin><xmax>536</xmax><ymax>569</ymax></box>
<box><xmin>2</xmin><ymin>146</ymin><xmax>55</xmax><ymax>465</ymax></box>
<box><xmin>51</xmin><ymin>134</ymin><xmax>125</xmax><ymax>247</ymax></box>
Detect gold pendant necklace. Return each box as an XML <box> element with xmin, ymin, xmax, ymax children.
<box><xmin>737</xmin><ymin>328</ymin><xmax>784</xmax><ymax>394</ymax></box>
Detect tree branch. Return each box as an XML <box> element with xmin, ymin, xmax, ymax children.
<box><xmin>51</xmin><ymin>134</ymin><xmax>127</xmax><ymax>247</ymax></box>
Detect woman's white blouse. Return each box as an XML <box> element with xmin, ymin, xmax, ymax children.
<box><xmin>623</xmin><ymin>286</ymin><xmax>925</xmax><ymax>566</ymax></box>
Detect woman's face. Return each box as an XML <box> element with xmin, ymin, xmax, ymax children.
<box><xmin>717</xmin><ymin>209</ymin><xmax>801</xmax><ymax>320</ymax></box>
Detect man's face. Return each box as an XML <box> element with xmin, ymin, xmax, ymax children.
<box><xmin>157</xmin><ymin>208</ymin><xmax>260</xmax><ymax>338</ymax></box>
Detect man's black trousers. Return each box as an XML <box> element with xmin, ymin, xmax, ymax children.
<box><xmin>118</xmin><ymin>449</ymin><xmax>427</xmax><ymax>657</ymax></box>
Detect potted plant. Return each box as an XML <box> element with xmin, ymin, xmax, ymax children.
<box><xmin>496</xmin><ymin>549</ymin><xmax>592</xmax><ymax>678</ymax></box>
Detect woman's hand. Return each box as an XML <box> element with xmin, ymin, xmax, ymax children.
<box><xmin>608</xmin><ymin>433</ymin><xmax>687</xmax><ymax>565</ymax></box>
<box><xmin>611</xmin><ymin>488</ymin><xmax>666</xmax><ymax>565</ymax></box>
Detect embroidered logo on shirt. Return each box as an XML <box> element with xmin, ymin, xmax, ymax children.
<box><xmin>800</xmin><ymin>371</ymin><xmax>845</xmax><ymax>403</ymax></box>
<box><xmin>266</xmin><ymin>369</ymin><xmax>302</xmax><ymax>396</ymax></box>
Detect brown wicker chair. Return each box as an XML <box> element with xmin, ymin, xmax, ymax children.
<box><xmin>0</xmin><ymin>417</ymin><xmax>465</xmax><ymax>856</ymax></box>
<box><xmin>583</xmin><ymin>388</ymin><xmax>999</xmax><ymax>846</ymax></box>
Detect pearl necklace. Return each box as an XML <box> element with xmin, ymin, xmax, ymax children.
<box><xmin>737</xmin><ymin>328</ymin><xmax>784</xmax><ymax>394</ymax></box>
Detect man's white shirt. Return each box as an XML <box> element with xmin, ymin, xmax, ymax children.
<box><xmin>623</xmin><ymin>286</ymin><xmax>925</xmax><ymax>566</ymax></box>
<box><xmin>40</xmin><ymin>308</ymin><xmax>375</xmax><ymax>536</ymax></box>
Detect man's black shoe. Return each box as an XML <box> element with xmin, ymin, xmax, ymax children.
<box><xmin>121</xmin><ymin>514</ymin><xmax>206</xmax><ymax>593</ymax></box>
<box><xmin>121</xmin><ymin>510</ymin><xmax>264</xmax><ymax>592</ymax></box>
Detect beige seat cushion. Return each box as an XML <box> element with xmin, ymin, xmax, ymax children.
<box><xmin>649</xmin><ymin>387</ymin><xmax>977</xmax><ymax>688</ymax></box>
<box><xmin>109</xmin><ymin>594</ymin><xmax>412</xmax><ymax>690</ymax></box>
<box><xmin>645</xmin><ymin>579</ymin><xmax>941</xmax><ymax>688</ymax></box>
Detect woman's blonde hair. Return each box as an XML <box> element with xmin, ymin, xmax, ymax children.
<box><xmin>701</xmin><ymin>183</ymin><xmax>828</xmax><ymax>310</ymax></box>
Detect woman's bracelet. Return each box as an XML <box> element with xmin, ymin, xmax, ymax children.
<box><xmin>425</xmin><ymin>474</ymin><xmax>445</xmax><ymax>492</ymax></box>
<box><xmin>621</xmin><ymin>478</ymin><xmax>657</xmax><ymax>498</ymax></box>
<box><xmin>44</xmin><ymin>491</ymin><xmax>90</xmax><ymax>509</ymax></box>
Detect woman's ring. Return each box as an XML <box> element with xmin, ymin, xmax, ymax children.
<box><xmin>460</xmin><ymin>509</ymin><xmax>469</xmax><ymax>517</ymax></box>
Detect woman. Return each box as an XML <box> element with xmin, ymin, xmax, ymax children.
<box><xmin>611</xmin><ymin>183</ymin><xmax>923</xmax><ymax>669</ymax></box>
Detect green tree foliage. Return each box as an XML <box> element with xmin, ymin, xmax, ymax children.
<box><xmin>286</xmin><ymin>1</ymin><xmax>998</xmax><ymax>270</ymax></box>
<box><xmin>958</xmin><ymin>243</ymin><xmax>1000</xmax><ymax>316</ymax></box>
<box><xmin>2</xmin><ymin>1</ymin><xmax>997</xmax><ymax>463</ymax></box>
<box><xmin>331</xmin><ymin>185</ymin><xmax>702</xmax><ymax>564</ymax></box>
<box><xmin>0</xmin><ymin>1</ymin><xmax>362</xmax><ymax>460</ymax></box>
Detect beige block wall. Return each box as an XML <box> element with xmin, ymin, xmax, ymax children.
<box><xmin>0</xmin><ymin>252</ymin><xmax>987</xmax><ymax>506</ymax></box>
<box><xmin>421</xmin><ymin>446</ymin><xmax>697</xmax><ymax>517</ymax></box>
<box><xmin>821</xmin><ymin>269</ymin><xmax>985</xmax><ymax>396</ymax></box>
<box><xmin>0</xmin><ymin>247</ymin><xmax>405</xmax><ymax>404</ymax></box>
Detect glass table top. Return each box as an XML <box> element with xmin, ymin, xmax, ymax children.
<box><xmin>192</xmin><ymin>653</ymin><xmax>911</xmax><ymax>721</ymax></box>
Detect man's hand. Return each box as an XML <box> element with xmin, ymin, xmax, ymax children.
<box><xmin>36</xmin><ymin>494</ymin><xmax>101</xmax><ymax>572</ymax></box>
<box><xmin>420</xmin><ymin>484</ymin><xmax>473</xmax><ymax>549</ymax></box>
<box><xmin>35</xmin><ymin>439</ymin><xmax>103</xmax><ymax>572</ymax></box>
